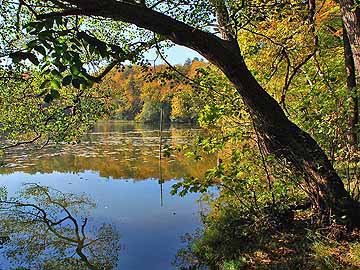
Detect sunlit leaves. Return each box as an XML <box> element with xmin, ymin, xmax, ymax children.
<box><xmin>9</xmin><ymin>51</ymin><xmax>39</xmax><ymax>65</ymax></box>
<box><xmin>0</xmin><ymin>70</ymin><xmax>111</xmax><ymax>150</ymax></box>
<box><xmin>171</xmin><ymin>176</ymin><xmax>211</xmax><ymax>196</ymax></box>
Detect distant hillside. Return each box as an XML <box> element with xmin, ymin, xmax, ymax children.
<box><xmin>98</xmin><ymin>58</ymin><xmax>208</xmax><ymax>123</ymax></box>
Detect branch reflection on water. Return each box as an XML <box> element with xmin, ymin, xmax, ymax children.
<box><xmin>1</xmin><ymin>122</ymin><xmax>215</xmax><ymax>182</ymax></box>
<box><xmin>0</xmin><ymin>184</ymin><xmax>121</xmax><ymax>270</ymax></box>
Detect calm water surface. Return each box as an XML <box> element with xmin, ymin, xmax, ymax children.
<box><xmin>0</xmin><ymin>121</ymin><xmax>215</xmax><ymax>270</ymax></box>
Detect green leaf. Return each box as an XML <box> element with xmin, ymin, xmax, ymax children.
<box><xmin>39</xmin><ymin>80</ymin><xmax>50</xmax><ymax>89</ymax></box>
<box><xmin>70</xmin><ymin>65</ymin><xmax>80</xmax><ymax>76</ymax></box>
<box><xmin>44</xmin><ymin>18</ymin><xmax>54</xmax><ymax>29</ymax></box>
<box><xmin>72</xmin><ymin>78</ymin><xmax>81</xmax><ymax>89</ymax></box>
<box><xmin>98</xmin><ymin>45</ymin><xmax>109</xmax><ymax>58</ymax></box>
<box><xmin>89</xmin><ymin>44</ymin><xmax>97</xmax><ymax>55</ymax></box>
<box><xmin>62</xmin><ymin>75</ymin><xmax>73</xmax><ymax>86</ymax></box>
<box><xmin>27</xmin><ymin>53</ymin><xmax>39</xmax><ymax>65</ymax></box>
<box><xmin>50</xmin><ymin>89</ymin><xmax>60</xmax><ymax>99</ymax></box>
<box><xmin>36</xmin><ymin>89</ymin><xmax>48</xmax><ymax>97</ymax></box>
<box><xmin>25</xmin><ymin>21</ymin><xmax>45</xmax><ymax>33</ymax></box>
<box><xmin>51</xmin><ymin>70</ymin><xmax>62</xmax><ymax>80</ymax></box>
<box><xmin>42</xmin><ymin>41</ymin><xmax>52</xmax><ymax>50</ymax></box>
<box><xmin>27</xmin><ymin>40</ymin><xmax>38</xmax><ymax>49</ymax></box>
<box><xmin>58</xmin><ymin>64</ymin><xmax>67</xmax><ymax>73</ymax></box>
<box><xmin>34</xmin><ymin>46</ymin><xmax>46</xmax><ymax>56</ymax></box>
<box><xmin>41</xmin><ymin>69</ymin><xmax>51</xmax><ymax>75</ymax></box>
<box><xmin>9</xmin><ymin>52</ymin><xmax>28</xmax><ymax>63</ymax></box>
<box><xmin>43</xmin><ymin>89</ymin><xmax>60</xmax><ymax>103</ymax></box>
<box><xmin>38</xmin><ymin>30</ymin><xmax>52</xmax><ymax>40</ymax></box>
<box><xmin>44</xmin><ymin>94</ymin><xmax>53</xmax><ymax>103</ymax></box>
<box><xmin>9</xmin><ymin>52</ymin><xmax>39</xmax><ymax>65</ymax></box>
<box><xmin>55</xmin><ymin>17</ymin><xmax>63</xmax><ymax>26</ymax></box>
<box><xmin>50</xmin><ymin>79</ymin><xmax>61</xmax><ymax>90</ymax></box>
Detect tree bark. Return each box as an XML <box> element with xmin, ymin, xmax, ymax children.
<box><xmin>40</xmin><ymin>0</ymin><xmax>360</xmax><ymax>225</ymax></box>
<box><xmin>343</xmin><ymin>23</ymin><xmax>359</xmax><ymax>150</ymax></box>
<box><xmin>340</xmin><ymin>0</ymin><xmax>360</xmax><ymax>78</ymax></box>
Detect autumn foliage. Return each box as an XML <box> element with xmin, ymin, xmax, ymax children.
<box><xmin>98</xmin><ymin>59</ymin><xmax>207</xmax><ymax>123</ymax></box>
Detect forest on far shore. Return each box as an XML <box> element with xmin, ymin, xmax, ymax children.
<box><xmin>101</xmin><ymin>58</ymin><xmax>206</xmax><ymax>123</ymax></box>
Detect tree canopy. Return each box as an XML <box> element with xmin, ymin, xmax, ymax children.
<box><xmin>1</xmin><ymin>0</ymin><xmax>360</xmax><ymax>225</ymax></box>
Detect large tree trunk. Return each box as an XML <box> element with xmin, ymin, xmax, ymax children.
<box><xmin>41</xmin><ymin>0</ymin><xmax>360</xmax><ymax>225</ymax></box>
<box><xmin>343</xmin><ymin>23</ymin><xmax>359</xmax><ymax>151</ymax></box>
<box><xmin>340</xmin><ymin>0</ymin><xmax>360</xmax><ymax>78</ymax></box>
<box><xmin>215</xmin><ymin>47</ymin><xmax>360</xmax><ymax>225</ymax></box>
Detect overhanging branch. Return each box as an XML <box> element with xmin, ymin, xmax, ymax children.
<box><xmin>37</xmin><ymin>0</ymin><xmax>237</xmax><ymax>67</ymax></box>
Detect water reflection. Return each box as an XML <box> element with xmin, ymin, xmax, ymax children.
<box><xmin>0</xmin><ymin>183</ymin><xmax>121</xmax><ymax>270</ymax></box>
<box><xmin>1</xmin><ymin>121</ymin><xmax>214</xmax><ymax>181</ymax></box>
<box><xmin>0</xmin><ymin>122</ymin><xmax>214</xmax><ymax>270</ymax></box>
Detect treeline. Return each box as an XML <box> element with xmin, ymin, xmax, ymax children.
<box><xmin>99</xmin><ymin>58</ymin><xmax>207</xmax><ymax>123</ymax></box>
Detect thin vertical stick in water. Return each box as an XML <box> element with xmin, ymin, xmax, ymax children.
<box><xmin>159</xmin><ymin>105</ymin><xmax>164</xmax><ymax>207</ymax></box>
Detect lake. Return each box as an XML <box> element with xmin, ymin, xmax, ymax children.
<box><xmin>0</xmin><ymin>121</ymin><xmax>215</xmax><ymax>270</ymax></box>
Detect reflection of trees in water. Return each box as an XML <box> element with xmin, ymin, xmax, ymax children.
<box><xmin>173</xmin><ymin>231</ymin><xmax>210</xmax><ymax>270</ymax></box>
<box><xmin>1</xmin><ymin>123</ymin><xmax>215</xmax><ymax>181</ymax></box>
<box><xmin>0</xmin><ymin>184</ymin><xmax>120</xmax><ymax>270</ymax></box>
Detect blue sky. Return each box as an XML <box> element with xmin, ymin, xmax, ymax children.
<box><xmin>144</xmin><ymin>45</ymin><xmax>204</xmax><ymax>65</ymax></box>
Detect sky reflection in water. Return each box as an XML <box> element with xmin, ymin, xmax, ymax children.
<box><xmin>0</xmin><ymin>122</ymin><xmax>215</xmax><ymax>270</ymax></box>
